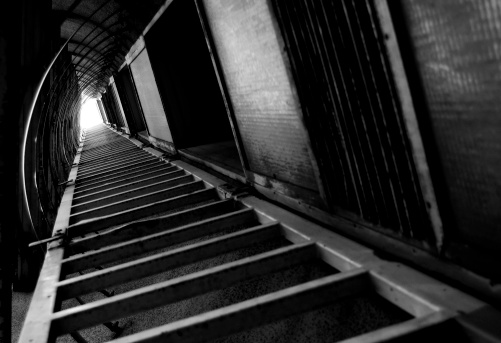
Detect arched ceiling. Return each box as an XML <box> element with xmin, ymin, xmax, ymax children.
<box><xmin>52</xmin><ymin>0</ymin><xmax>165</xmax><ymax>99</ymax></box>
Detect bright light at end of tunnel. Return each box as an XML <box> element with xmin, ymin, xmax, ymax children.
<box><xmin>80</xmin><ymin>99</ymin><xmax>103</xmax><ymax>129</ymax></box>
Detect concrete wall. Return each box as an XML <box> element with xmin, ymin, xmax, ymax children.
<box><xmin>202</xmin><ymin>0</ymin><xmax>321</xmax><ymax>195</ymax></box>
<box><xmin>129</xmin><ymin>48</ymin><xmax>173</xmax><ymax>144</ymax></box>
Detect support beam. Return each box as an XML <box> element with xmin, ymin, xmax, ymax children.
<box><xmin>75</xmin><ymin>160</ymin><xmax>169</xmax><ymax>186</ymax></box>
<box><xmin>52</xmin><ymin>243</ymin><xmax>317</xmax><ymax>334</ymax></box>
<box><xmin>69</xmin><ymin>181</ymin><xmax>206</xmax><ymax>224</ymax></box>
<box><xmin>74</xmin><ymin>165</ymin><xmax>179</xmax><ymax>192</ymax></box>
<box><xmin>67</xmin><ymin>199</ymin><xmax>239</xmax><ymax>253</ymax></box>
<box><xmin>110</xmin><ymin>269</ymin><xmax>370</xmax><ymax>343</ymax></box>
<box><xmin>73</xmin><ymin>168</ymin><xmax>184</xmax><ymax>198</ymax></box>
<box><xmin>71</xmin><ymin>176</ymin><xmax>196</xmax><ymax>213</ymax></box>
<box><xmin>62</xmin><ymin>209</ymin><xmax>263</xmax><ymax>274</ymax></box>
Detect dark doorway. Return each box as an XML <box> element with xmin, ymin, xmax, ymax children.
<box><xmin>144</xmin><ymin>0</ymin><xmax>243</xmax><ymax>176</ymax></box>
<box><xmin>114</xmin><ymin>65</ymin><xmax>147</xmax><ymax>135</ymax></box>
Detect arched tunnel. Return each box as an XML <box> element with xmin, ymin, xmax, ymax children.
<box><xmin>1</xmin><ymin>0</ymin><xmax>501</xmax><ymax>342</ymax></box>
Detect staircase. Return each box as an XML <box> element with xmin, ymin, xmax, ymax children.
<box><xmin>18</xmin><ymin>124</ymin><xmax>498</xmax><ymax>343</ymax></box>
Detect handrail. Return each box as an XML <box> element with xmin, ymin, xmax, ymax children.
<box><xmin>20</xmin><ymin>31</ymin><xmax>77</xmax><ymax>245</ymax></box>
<box><xmin>21</xmin><ymin>0</ymin><xmax>125</xmax><ymax>248</ymax></box>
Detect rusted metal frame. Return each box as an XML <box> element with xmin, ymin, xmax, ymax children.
<box><xmin>193</xmin><ymin>0</ymin><xmax>250</xmax><ymax>174</ymax></box>
<box><xmin>73</xmin><ymin>168</ymin><xmax>185</xmax><ymax>199</ymax></box>
<box><xmin>74</xmin><ymin>161</ymin><xmax>173</xmax><ymax>189</ymax></box>
<box><xmin>72</xmin><ymin>173</ymin><xmax>193</xmax><ymax>206</ymax></box>
<box><xmin>73</xmin><ymin>167</ymin><xmax>183</xmax><ymax>196</ymax></box>
<box><xmin>371</xmin><ymin>0</ymin><xmax>444</xmax><ymax>250</ymax></box>
<box><xmin>51</xmin><ymin>242</ymin><xmax>317</xmax><ymax>335</ymax></box>
<box><xmin>110</xmin><ymin>269</ymin><xmax>370</xmax><ymax>343</ymax></box>
<box><xmin>66</xmin><ymin>187</ymin><xmax>219</xmax><ymax>237</ymax></box>
<box><xmin>76</xmin><ymin>153</ymin><xmax>155</xmax><ymax>178</ymax></box>
<box><xmin>69</xmin><ymin>181</ymin><xmax>205</xmax><ymax>224</ymax></box>
<box><xmin>67</xmin><ymin>198</ymin><xmax>238</xmax><ymax>254</ymax></box>
<box><xmin>70</xmin><ymin>175</ymin><xmax>197</xmax><ymax>213</ymax></box>
<box><xmin>62</xmin><ymin>208</ymin><xmax>261</xmax><ymax>274</ymax></box>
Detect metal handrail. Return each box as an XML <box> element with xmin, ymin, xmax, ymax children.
<box><xmin>20</xmin><ymin>0</ymin><xmax>120</xmax><ymax>247</ymax></box>
<box><xmin>21</xmin><ymin>32</ymin><xmax>77</xmax><ymax>246</ymax></box>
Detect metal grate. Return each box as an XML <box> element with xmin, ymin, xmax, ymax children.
<box><xmin>271</xmin><ymin>0</ymin><xmax>433</xmax><ymax>243</ymax></box>
<box><xmin>19</xmin><ymin>125</ymin><xmax>495</xmax><ymax>343</ymax></box>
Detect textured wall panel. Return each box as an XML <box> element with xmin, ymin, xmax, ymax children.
<box><xmin>399</xmin><ymin>0</ymin><xmax>501</xmax><ymax>256</ymax></box>
<box><xmin>130</xmin><ymin>49</ymin><xmax>173</xmax><ymax>143</ymax></box>
<box><xmin>202</xmin><ymin>0</ymin><xmax>319</xmax><ymax>192</ymax></box>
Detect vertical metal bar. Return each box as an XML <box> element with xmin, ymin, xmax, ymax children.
<box><xmin>372</xmin><ymin>0</ymin><xmax>444</xmax><ymax>250</ymax></box>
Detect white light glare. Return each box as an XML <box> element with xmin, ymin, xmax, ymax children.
<box><xmin>80</xmin><ymin>99</ymin><xmax>103</xmax><ymax>129</ymax></box>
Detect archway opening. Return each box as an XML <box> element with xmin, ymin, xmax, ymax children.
<box><xmin>80</xmin><ymin>98</ymin><xmax>103</xmax><ymax>130</ymax></box>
